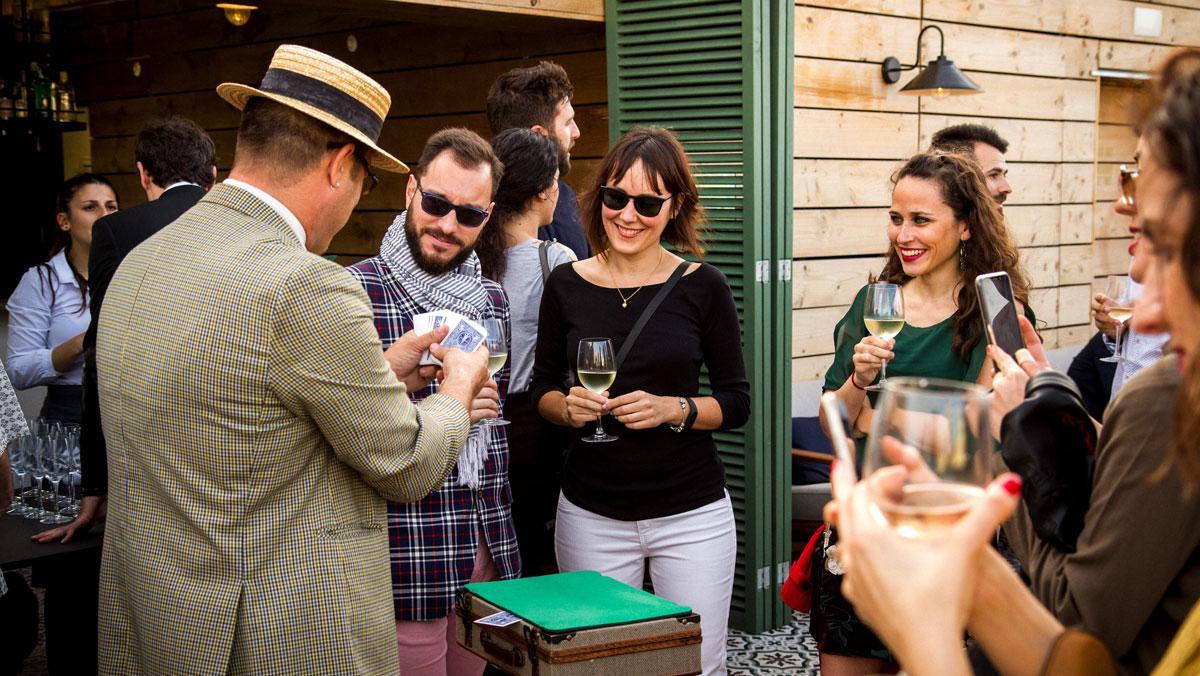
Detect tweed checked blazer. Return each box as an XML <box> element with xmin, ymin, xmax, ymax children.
<box><xmin>95</xmin><ymin>183</ymin><xmax>470</xmax><ymax>675</ymax></box>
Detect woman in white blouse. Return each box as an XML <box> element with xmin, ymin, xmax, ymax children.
<box><xmin>6</xmin><ymin>174</ymin><xmax>118</xmax><ymax>423</ymax></box>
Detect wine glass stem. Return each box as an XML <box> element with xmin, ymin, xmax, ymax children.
<box><xmin>1114</xmin><ymin>324</ymin><xmax>1123</xmax><ymax>359</ymax></box>
<box><xmin>595</xmin><ymin>411</ymin><xmax>607</xmax><ymax>437</ymax></box>
<box><xmin>879</xmin><ymin>358</ymin><xmax>889</xmax><ymax>384</ymax></box>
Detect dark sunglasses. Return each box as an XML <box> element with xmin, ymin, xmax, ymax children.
<box><xmin>599</xmin><ymin>186</ymin><xmax>672</xmax><ymax>218</ymax></box>
<box><xmin>415</xmin><ymin>177</ymin><xmax>490</xmax><ymax>227</ymax></box>
<box><xmin>1118</xmin><ymin>164</ymin><xmax>1138</xmax><ymax>208</ymax></box>
<box><xmin>328</xmin><ymin>142</ymin><xmax>379</xmax><ymax>197</ymax></box>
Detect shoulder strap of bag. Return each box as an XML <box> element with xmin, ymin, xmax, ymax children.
<box><xmin>539</xmin><ymin>240</ymin><xmax>551</xmax><ymax>284</ymax></box>
<box><xmin>615</xmin><ymin>262</ymin><xmax>690</xmax><ymax>370</ymax></box>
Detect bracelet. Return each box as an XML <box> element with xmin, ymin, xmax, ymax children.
<box><xmin>683</xmin><ymin>397</ymin><xmax>698</xmax><ymax>430</ymax></box>
<box><xmin>850</xmin><ymin>373</ymin><xmax>867</xmax><ymax>391</ymax></box>
<box><xmin>668</xmin><ymin>397</ymin><xmax>688</xmax><ymax>432</ymax></box>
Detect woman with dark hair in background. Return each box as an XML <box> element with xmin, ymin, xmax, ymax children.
<box><xmin>6</xmin><ymin>173</ymin><xmax>117</xmax><ymax>423</ymax></box>
<box><xmin>476</xmin><ymin>127</ymin><xmax>574</xmax><ymax>576</ymax></box>
<box><xmin>814</xmin><ymin>152</ymin><xmax>1033</xmax><ymax>675</ymax></box>
<box><xmin>530</xmin><ymin>126</ymin><xmax>750</xmax><ymax>675</ymax></box>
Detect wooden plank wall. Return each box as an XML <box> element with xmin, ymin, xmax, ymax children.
<box><xmin>53</xmin><ymin>0</ymin><xmax>607</xmax><ymax>260</ymax></box>
<box><xmin>791</xmin><ymin>0</ymin><xmax>1200</xmax><ymax>385</ymax></box>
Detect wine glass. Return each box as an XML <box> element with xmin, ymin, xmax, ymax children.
<box><xmin>1100</xmin><ymin>275</ymin><xmax>1133</xmax><ymax>363</ymax></box>
<box><xmin>862</xmin><ymin>377</ymin><xmax>992</xmax><ymax>538</ymax></box>
<box><xmin>863</xmin><ymin>283</ymin><xmax>905</xmax><ymax>392</ymax></box>
<box><xmin>480</xmin><ymin>318</ymin><xmax>510</xmax><ymax>427</ymax></box>
<box><xmin>576</xmin><ymin>338</ymin><xmax>618</xmax><ymax>443</ymax></box>
<box><xmin>40</xmin><ymin>436</ymin><xmax>70</xmax><ymax>524</ymax></box>
<box><xmin>6</xmin><ymin>435</ymin><xmax>31</xmax><ymax>517</ymax></box>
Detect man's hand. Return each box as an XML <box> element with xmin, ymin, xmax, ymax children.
<box><xmin>384</xmin><ymin>326</ymin><xmax>448</xmax><ymax>391</ymax></box>
<box><xmin>32</xmin><ymin>495</ymin><xmax>107</xmax><ymax>544</ymax></box>
<box><xmin>469</xmin><ymin>380</ymin><xmax>501</xmax><ymax>424</ymax></box>
<box><xmin>431</xmin><ymin>342</ymin><xmax>489</xmax><ymax>413</ymax></box>
<box><xmin>1092</xmin><ymin>293</ymin><xmax>1119</xmax><ymax>341</ymax></box>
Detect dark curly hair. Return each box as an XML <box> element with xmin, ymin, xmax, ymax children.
<box><xmin>476</xmin><ymin>128</ymin><xmax>560</xmax><ymax>282</ymax></box>
<box><xmin>135</xmin><ymin>116</ymin><xmax>217</xmax><ymax>188</ymax></box>
<box><xmin>581</xmin><ymin>127</ymin><xmax>705</xmax><ymax>259</ymax></box>
<box><xmin>880</xmin><ymin>152</ymin><xmax>1029</xmax><ymax>360</ymax></box>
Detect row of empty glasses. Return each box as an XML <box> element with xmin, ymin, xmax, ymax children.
<box><xmin>5</xmin><ymin>418</ymin><xmax>81</xmax><ymax>524</ymax></box>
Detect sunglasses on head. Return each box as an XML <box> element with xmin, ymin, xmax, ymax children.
<box><xmin>1118</xmin><ymin>164</ymin><xmax>1138</xmax><ymax>208</ymax></box>
<box><xmin>599</xmin><ymin>186</ymin><xmax>672</xmax><ymax>218</ymax></box>
<box><xmin>415</xmin><ymin>177</ymin><xmax>490</xmax><ymax>227</ymax></box>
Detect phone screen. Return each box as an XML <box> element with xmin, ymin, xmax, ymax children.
<box><xmin>976</xmin><ymin>272</ymin><xmax>1024</xmax><ymax>356</ymax></box>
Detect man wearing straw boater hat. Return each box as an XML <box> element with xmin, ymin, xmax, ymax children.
<box><xmin>93</xmin><ymin>45</ymin><xmax>490</xmax><ymax>674</ymax></box>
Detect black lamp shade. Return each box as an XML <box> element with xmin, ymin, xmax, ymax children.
<box><xmin>899</xmin><ymin>55</ymin><xmax>982</xmax><ymax>96</ymax></box>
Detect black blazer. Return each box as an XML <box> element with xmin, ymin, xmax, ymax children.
<box><xmin>80</xmin><ymin>184</ymin><xmax>206</xmax><ymax>496</ymax></box>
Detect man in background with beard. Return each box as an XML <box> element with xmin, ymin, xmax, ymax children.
<box><xmin>929</xmin><ymin>123</ymin><xmax>1013</xmax><ymax>209</ymax></box>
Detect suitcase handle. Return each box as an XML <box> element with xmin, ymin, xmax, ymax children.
<box><xmin>480</xmin><ymin>631</ymin><xmax>525</xmax><ymax>670</ymax></box>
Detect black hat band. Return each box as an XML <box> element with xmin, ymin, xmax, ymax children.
<box><xmin>259</xmin><ymin>68</ymin><xmax>383</xmax><ymax>141</ymax></box>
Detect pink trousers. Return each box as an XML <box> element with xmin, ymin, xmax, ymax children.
<box><xmin>395</xmin><ymin>535</ymin><xmax>497</xmax><ymax>676</ymax></box>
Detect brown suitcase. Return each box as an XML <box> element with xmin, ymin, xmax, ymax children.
<box><xmin>454</xmin><ymin>572</ymin><xmax>702</xmax><ymax>675</ymax></box>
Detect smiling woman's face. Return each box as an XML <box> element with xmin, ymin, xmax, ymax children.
<box><xmin>1132</xmin><ymin>146</ymin><xmax>1199</xmax><ymax>369</ymax></box>
<box><xmin>887</xmin><ymin>176</ymin><xmax>968</xmax><ymax>280</ymax></box>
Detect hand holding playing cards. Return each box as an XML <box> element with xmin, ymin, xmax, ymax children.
<box><xmin>470</xmin><ymin>380</ymin><xmax>501</xmax><ymax>424</ymax></box>
<box><xmin>608</xmin><ymin>391</ymin><xmax>684</xmax><ymax>430</ymax></box>
<box><xmin>384</xmin><ymin>325</ymin><xmax>448</xmax><ymax>391</ymax></box>
<box><xmin>431</xmin><ymin>341</ymin><xmax>490</xmax><ymax>414</ymax></box>
<box><xmin>563</xmin><ymin>386</ymin><xmax>607</xmax><ymax>428</ymax></box>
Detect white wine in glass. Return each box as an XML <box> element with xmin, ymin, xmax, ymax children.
<box><xmin>1100</xmin><ymin>275</ymin><xmax>1133</xmax><ymax>363</ymax></box>
<box><xmin>481</xmin><ymin>318</ymin><xmax>510</xmax><ymax>426</ymax></box>
<box><xmin>863</xmin><ymin>377</ymin><xmax>992</xmax><ymax>538</ymax></box>
<box><xmin>864</xmin><ymin>283</ymin><xmax>905</xmax><ymax>391</ymax></box>
<box><xmin>577</xmin><ymin>338</ymin><xmax>618</xmax><ymax>443</ymax></box>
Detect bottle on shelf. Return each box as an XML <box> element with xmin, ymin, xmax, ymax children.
<box><xmin>30</xmin><ymin>62</ymin><xmax>52</xmax><ymax>119</ymax></box>
<box><xmin>55</xmin><ymin>71</ymin><xmax>74</xmax><ymax>123</ymax></box>
<box><xmin>0</xmin><ymin>78</ymin><xmax>12</xmax><ymax>121</ymax></box>
<box><xmin>13</xmin><ymin>68</ymin><xmax>29</xmax><ymax>120</ymax></box>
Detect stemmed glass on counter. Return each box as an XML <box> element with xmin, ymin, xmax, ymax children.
<box><xmin>863</xmin><ymin>282</ymin><xmax>905</xmax><ymax>392</ymax></box>
<box><xmin>3</xmin><ymin>418</ymin><xmax>82</xmax><ymax>522</ymax></box>
<box><xmin>862</xmin><ymin>377</ymin><xmax>992</xmax><ymax>538</ymax></box>
<box><xmin>577</xmin><ymin>338</ymin><xmax>618</xmax><ymax>444</ymax></box>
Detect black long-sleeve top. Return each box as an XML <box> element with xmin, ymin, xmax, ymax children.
<box><xmin>530</xmin><ymin>262</ymin><xmax>750</xmax><ymax>521</ymax></box>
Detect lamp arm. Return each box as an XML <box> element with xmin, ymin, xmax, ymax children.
<box><xmin>912</xmin><ymin>24</ymin><xmax>946</xmax><ymax>67</ymax></box>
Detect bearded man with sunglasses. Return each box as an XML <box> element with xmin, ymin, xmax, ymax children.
<box><xmin>348</xmin><ymin>127</ymin><xmax>520</xmax><ymax>675</ymax></box>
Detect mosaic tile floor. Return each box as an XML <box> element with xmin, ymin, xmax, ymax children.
<box><xmin>727</xmin><ymin>611</ymin><xmax>820</xmax><ymax>674</ymax></box>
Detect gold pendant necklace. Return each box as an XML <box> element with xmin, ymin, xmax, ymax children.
<box><xmin>607</xmin><ymin>247</ymin><xmax>664</xmax><ymax>309</ymax></box>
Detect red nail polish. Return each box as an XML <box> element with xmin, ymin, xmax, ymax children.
<box><xmin>831</xmin><ymin>460</ymin><xmax>840</xmax><ymax>475</ymax></box>
<box><xmin>1002</xmin><ymin>476</ymin><xmax>1023</xmax><ymax>495</ymax></box>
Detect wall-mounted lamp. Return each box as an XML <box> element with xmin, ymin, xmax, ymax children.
<box><xmin>882</xmin><ymin>25</ymin><xmax>982</xmax><ymax>98</ymax></box>
<box><xmin>216</xmin><ymin>3</ymin><xmax>257</xmax><ymax>27</ymax></box>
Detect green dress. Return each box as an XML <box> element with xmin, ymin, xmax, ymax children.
<box><xmin>810</xmin><ymin>282</ymin><xmax>1035</xmax><ymax>659</ymax></box>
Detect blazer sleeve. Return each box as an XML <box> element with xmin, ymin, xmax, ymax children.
<box><xmin>269</xmin><ymin>258</ymin><xmax>471</xmax><ymax>503</ymax></box>
<box><xmin>1003</xmin><ymin>361</ymin><xmax>1200</xmax><ymax>659</ymax></box>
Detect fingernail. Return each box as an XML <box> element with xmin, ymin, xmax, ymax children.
<box><xmin>831</xmin><ymin>460</ymin><xmax>840</xmax><ymax>475</ymax></box>
<box><xmin>1002</xmin><ymin>475</ymin><xmax>1023</xmax><ymax>495</ymax></box>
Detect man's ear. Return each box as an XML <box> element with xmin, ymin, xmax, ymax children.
<box><xmin>328</xmin><ymin>144</ymin><xmax>355</xmax><ymax>189</ymax></box>
<box><xmin>137</xmin><ymin>162</ymin><xmax>154</xmax><ymax>193</ymax></box>
<box><xmin>405</xmin><ymin>174</ymin><xmax>418</xmax><ymax>205</ymax></box>
<box><xmin>530</xmin><ymin>124</ymin><xmax>550</xmax><ymax>138</ymax></box>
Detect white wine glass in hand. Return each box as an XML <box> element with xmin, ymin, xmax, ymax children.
<box><xmin>1100</xmin><ymin>275</ymin><xmax>1133</xmax><ymax>363</ymax></box>
<box><xmin>863</xmin><ymin>282</ymin><xmax>905</xmax><ymax>392</ymax></box>
<box><xmin>577</xmin><ymin>338</ymin><xmax>618</xmax><ymax>444</ymax></box>
<box><xmin>480</xmin><ymin>318</ymin><xmax>510</xmax><ymax>427</ymax></box>
<box><xmin>862</xmin><ymin>377</ymin><xmax>992</xmax><ymax>538</ymax></box>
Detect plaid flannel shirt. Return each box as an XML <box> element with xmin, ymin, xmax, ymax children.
<box><xmin>347</xmin><ymin>256</ymin><xmax>520</xmax><ymax>621</ymax></box>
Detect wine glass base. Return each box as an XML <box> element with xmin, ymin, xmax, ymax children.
<box><xmin>480</xmin><ymin>419</ymin><xmax>511</xmax><ymax>427</ymax></box>
<box><xmin>581</xmin><ymin>433</ymin><xmax>618</xmax><ymax>443</ymax></box>
<box><xmin>1098</xmin><ymin>356</ymin><xmax>1123</xmax><ymax>363</ymax></box>
<box><xmin>40</xmin><ymin>514</ymin><xmax>71</xmax><ymax>525</ymax></box>
<box><xmin>864</xmin><ymin>384</ymin><xmax>885</xmax><ymax>392</ymax></box>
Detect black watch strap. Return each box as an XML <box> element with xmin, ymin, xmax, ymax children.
<box><xmin>683</xmin><ymin>397</ymin><xmax>698</xmax><ymax>430</ymax></box>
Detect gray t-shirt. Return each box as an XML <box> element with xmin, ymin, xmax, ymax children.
<box><xmin>502</xmin><ymin>239</ymin><xmax>576</xmax><ymax>393</ymax></box>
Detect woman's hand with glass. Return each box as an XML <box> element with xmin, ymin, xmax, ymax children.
<box><xmin>563</xmin><ymin>386</ymin><xmax>608</xmax><ymax>429</ymax></box>
<box><xmin>851</xmin><ymin>336</ymin><xmax>895</xmax><ymax>390</ymax></box>
<box><xmin>608</xmin><ymin>391</ymin><xmax>683</xmax><ymax>430</ymax></box>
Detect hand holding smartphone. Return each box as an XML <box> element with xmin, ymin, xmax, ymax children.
<box><xmin>975</xmin><ymin>271</ymin><xmax>1024</xmax><ymax>357</ymax></box>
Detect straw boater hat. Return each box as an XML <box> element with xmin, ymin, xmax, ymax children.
<box><xmin>216</xmin><ymin>44</ymin><xmax>408</xmax><ymax>173</ymax></box>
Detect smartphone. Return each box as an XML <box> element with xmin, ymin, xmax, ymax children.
<box><xmin>820</xmin><ymin>392</ymin><xmax>858</xmax><ymax>482</ymax></box>
<box><xmin>975</xmin><ymin>271</ymin><xmax>1024</xmax><ymax>356</ymax></box>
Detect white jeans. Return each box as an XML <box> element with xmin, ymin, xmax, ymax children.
<box><xmin>555</xmin><ymin>492</ymin><xmax>737</xmax><ymax>676</ymax></box>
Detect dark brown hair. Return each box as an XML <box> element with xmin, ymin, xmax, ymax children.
<box><xmin>486</xmin><ymin>61</ymin><xmax>574</xmax><ymax>134</ymax></box>
<box><xmin>928</xmin><ymin>123</ymin><xmax>1010</xmax><ymax>156</ymax></box>
<box><xmin>414</xmin><ymin>127</ymin><xmax>504</xmax><ymax>198</ymax></box>
<box><xmin>1140</xmin><ymin>50</ymin><xmax>1200</xmax><ymax>481</ymax></box>
<box><xmin>476</xmin><ymin>128</ymin><xmax>559</xmax><ymax>281</ymax></box>
<box><xmin>881</xmin><ymin>152</ymin><xmax>1029</xmax><ymax>360</ymax></box>
<box><xmin>233</xmin><ymin>98</ymin><xmax>358</xmax><ymax>180</ymax></box>
<box><xmin>135</xmin><ymin>116</ymin><xmax>217</xmax><ymax>188</ymax></box>
<box><xmin>581</xmin><ymin>127</ymin><xmax>705</xmax><ymax>258</ymax></box>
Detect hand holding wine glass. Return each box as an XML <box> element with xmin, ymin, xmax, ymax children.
<box><xmin>577</xmin><ymin>338</ymin><xmax>618</xmax><ymax>443</ymax></box>
<box><xmin>863</xmin><ymin>283</ymin><xmax>905</xmax><ymax>392</ymax></box>
<box><xmin>1099</xmin><ymin>275</ymin><xmax>1133</xmax><ymax>363</ymax></box>
<box><xmin>862</xmin><ymin>377</ymin><xmax>992</xmax><ymax>538</ymax></box>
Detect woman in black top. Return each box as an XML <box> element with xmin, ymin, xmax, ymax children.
<box><xmin>530</xmin><ymin>127</ymin><xmax>750</xmax><ymax>675</ymax></box>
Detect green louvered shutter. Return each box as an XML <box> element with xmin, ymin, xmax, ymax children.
<box><xmin>605</xmin><ymin>0</ymin><xmax>793</xmax><ymax>634</ymax></box>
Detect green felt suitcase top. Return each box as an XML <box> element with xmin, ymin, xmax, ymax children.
<box><xmin>463</xmin><ymin>571</ymin><xmax>693</xmax><ymax>633</ymax></box>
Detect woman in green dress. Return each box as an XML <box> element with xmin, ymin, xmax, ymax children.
<box><xmin>811</xmin><ymin>151</ymin><xmax>1033</xmax><ymax>675</ymax></box>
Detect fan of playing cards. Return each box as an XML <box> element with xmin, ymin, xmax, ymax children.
<box><xmin>414</xmin><ymin>310</ymin><xmax>487</xmax><ymax>366</ymax></box>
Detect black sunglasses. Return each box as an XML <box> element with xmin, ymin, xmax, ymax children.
<box><xmin>599</xmin><ymin>186</ymin><xmax>672</xmax><ymax>218</ymax></box>
<box><xmin>415</xmin><ymin>177</ymin><xmax>490</xmax><ymax>227</ymax></box>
